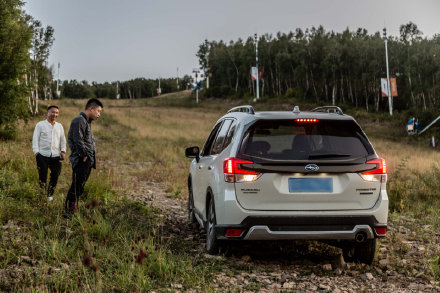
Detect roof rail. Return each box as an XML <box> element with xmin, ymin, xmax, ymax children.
<box><xmin>227</xmin><ymin>105</ymin><xmax>255</xmax><ymax>115</ymax></box>
<box><xmin>311</xmin><ymin>106</ymin><xmax>344</xmax><ymax>115</ymax></box>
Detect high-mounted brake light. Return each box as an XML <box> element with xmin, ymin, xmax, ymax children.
<box><xmin>360</xmin><ymin>158</ymin><xmax>387</xmax><ymax>182</ymax></box>
<box><xmin>224</xmin><ymin>158</ymin><xmax>260</xmax><ymax>183</ymax></box>
<box><xmin>295</xmin><ymin>118</ymin><xmax>319</xmax><ymax>123</ymax></box>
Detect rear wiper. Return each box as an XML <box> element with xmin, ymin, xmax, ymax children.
<box><xmin>308</xmin><ymin>153</ymin><xmax>351</xmax><ymax>159</ymax></box>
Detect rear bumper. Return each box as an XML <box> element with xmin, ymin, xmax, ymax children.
<box><xmin>216</xmin><ymin>215</ymin><xmax>386</xmax><ymax>240</ymax></box>
<box><xmin>244</xmin><ymin>224</ymin><xmax>374</xmax><ymax>240</ymax></box>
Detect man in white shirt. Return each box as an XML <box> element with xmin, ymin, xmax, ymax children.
<box><xmin>32</xmin><ymin>105</ymin><xmax>67</xmax><ymax>201</ymax></box>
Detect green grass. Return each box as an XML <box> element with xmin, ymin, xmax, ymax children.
<box><xmin>0</xmin><ymin>106</ymin><xmax>218</xmax><ymax>291</ymax></box>
<box><xmin>1</xmin><ymin>94</ymin><xmax>440</xmax><ymax>290</ymax></box>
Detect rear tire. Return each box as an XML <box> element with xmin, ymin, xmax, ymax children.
<box><xmin>342</xmin><ymin>239</ymin><xmax>376</xmax><ymax>265</ymax></box>
<box><xmin>188</xmin><ymin>184</ymin><xmax>196</xmax><ymax>223</ymax></box>
<box><xmin>206</xmin><ymin>197</ymin><xmax>219</xmax><ymax>254</ymax></box>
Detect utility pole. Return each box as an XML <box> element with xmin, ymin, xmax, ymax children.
<box><xmin>158</xmin><ymin>77</ymin><xmax>161</xmax><ymax>96</ymax></box>
<box><xmin>177</xmin><ymin>67</ymin><xmax>179</xmax><ymax>90</ymax></box>
<box><xmin>205</xmin><ymin>39</ymin><xmax>210</xmax><ymax>89</ymax></box>
<box><xmin>192</xmin><ymin>68</ymin><xmax>200</xmax><ymax>104</ymax></box>
<box><xmin>383</xmin><ymin>28</ymin><xmax>393</xmax><ymax>116</ymax></box>
<box><xmin>254</xmin><ymin>33</ymin><xmax>260</xmax><ymax>100</ymax></box>
<box><xmin>116</xmin><ymin>81</ymin><xmax>120</xmax><ymax>99</ymax></box>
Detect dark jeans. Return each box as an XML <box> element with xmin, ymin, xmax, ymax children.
<box><xmin>36</xmin><ymin>154</ymin><xmax>62</xmax><ymax>196</ymax></box>
<box><xmin>65</xmin><ymin>160</ymin><xmax>92</xmax><ymax>212</ymax></box>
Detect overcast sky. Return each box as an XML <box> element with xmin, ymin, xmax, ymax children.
<box><xmin>24</xmin><ymin>0</ymin><xmax>440</xmax><ymax>83</ymax></box>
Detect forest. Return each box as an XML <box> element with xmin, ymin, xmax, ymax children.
<box><xmin>198</xmin><ymin>22</ymin><xmax>440</xmax><ymax>114</ymax></box>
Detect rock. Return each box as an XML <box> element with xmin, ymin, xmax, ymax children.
<box><xmin>334</xmin><ymin>268</ymin><xmax>342</xmax><ymax>275</ymax></box>
<box><xmin>332</xmin><ymin>254</ymin><xmax>346</xmax><ymax>269</ymax></box>
<box><xmin>19</xmin><ymin>256</ymin><xmax>32</xmax><ymax>264</ymax></box>
<box><xmin>415</xmin><ymin>272</ymin><xmax>424</xmax><ymax>278</ymax></box>
<box><xmin>203</xmin><ymin>254</ymin><xmax>223</xmax><ymax>260</ymax></box>
<box><xmin>379</xmin><ymin>258</ymin><xmax>390</xmax><ymax>266</ymax></box>
<box><xmin>322</xmin><ymin>264</ymin><xmax>332</xmax><ymax>271</ymax></box>
<box><xmin>360</xmin><ymin>272</ymin><xmax>374</xmax><ymax>281</ymax></box>
<box><xmin>319</xmin><ymin>284</ymin><xmax>331</xmax><ymax>290</ymax></box>
<box><xmin>282</xmin><ymin>282</ymin><xmax>295</xmax><ymax>289</ymax></box>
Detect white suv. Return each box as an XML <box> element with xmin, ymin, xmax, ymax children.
<box><xmin>185</xmin><ymin>105</ymin><xmax>388</xmax><ymax>264</ymax></box>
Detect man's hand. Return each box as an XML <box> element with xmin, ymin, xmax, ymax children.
<box><xmin>83</xmin><ymin>156</ymin><xmax>88</xmax><ymax>162</ymax></box>
<box><xmin>60</xmin><ymin>152</ymin><xmax>66</xmax><ymax>160</ymax></box>
<box><xmin>35</xmin><ymin>152</ymin><xmax>39</xmax><ymax>157</ymax></box>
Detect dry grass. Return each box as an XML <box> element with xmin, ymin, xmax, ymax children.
<box><xmin>2</xmin><ymin>94</ymin><xmax>440</xmax><ymax>291</ymax></box>
<box><xmin>39</xmin><ymin>95</ymin><xmax>440</xmax><ymax>188</ymax></box>
<box><xmin>105</xmin><ymin>106</ymin><xmax>219</xmax><ymax>142</ymax></box>
<box><xmin>371</xmin><ymin>138</ymin><xmax>440</xmax><ymax>175</ymax></box>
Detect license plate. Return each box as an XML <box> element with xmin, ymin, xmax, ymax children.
<box><xmin>288</xmin><ymin>178</ymin><xmax>333</xmax><ymax>193</ymax></box>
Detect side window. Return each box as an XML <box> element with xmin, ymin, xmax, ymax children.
<box><xmin>201</xmin><ymin>122</ymin><xmax>222</xmax><ymax>156</ymax></box>
<box><xmin>223</xmin><ymin>122</ymin><xmax>236</xmax><ymax>151</ymax></box>
<box><xmin>210</xmin><ymin>120</ymin><xmax>233</xmax><ymax>155</ymax></box>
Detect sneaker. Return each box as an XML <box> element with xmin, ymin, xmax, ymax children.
<box><xmin>48</xmin><ymin>196</ymin><xmax>53</xmax><ymax>201</ymax></box>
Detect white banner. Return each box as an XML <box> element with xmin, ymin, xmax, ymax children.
<box><xmin>381</xmin><ymin>78</ymin><xmax>388</xmax><ymax>97</ymax></box>
<box><xmin>251</xmin><ymin>67</ymin><xmax>258</xmax><ymax>81</ymax></box>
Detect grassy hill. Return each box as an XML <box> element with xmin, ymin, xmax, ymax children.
<box><xmin>1</xmin><ymin>92</ymin><xmax>439</xmax><ymax>291</ymax></box>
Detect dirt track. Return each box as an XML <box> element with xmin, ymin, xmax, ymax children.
<box><xmin>126</xmin><ymin>178</ymin><xmax>439</xmax><ymax>292</ymax></box>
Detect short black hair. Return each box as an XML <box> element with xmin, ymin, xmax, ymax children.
<box><xmin>85</xmin><ymin>98</ymin><xmax>103</xmax><ymax>110</ymax></box>
<box><xmin>47</xmin><ymin>105</ymin><xmax>59</xmax><ymax>111</ymax></box>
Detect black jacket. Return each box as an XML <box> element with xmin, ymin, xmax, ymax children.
<box><xmin>68</xmin><ymin>112</ymin><xmax>96</xmax><ymax>169</ymax></box>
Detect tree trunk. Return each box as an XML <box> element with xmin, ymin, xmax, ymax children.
<box><xmin>310</xmin><ymin>69</ymin><xmax>319</xmax><ymax>102</ymax></box>
<box><xmin>234</xmin><ymin>65</ymin><xmax>239</xmax><ymax>93</ymax></box>
<box><xmin>364</xmin><ymin>82</ymin><xmax>369</xmax><ymax>112</ymax></box>
<box><xmin>348</xmin><ymin>73</ymin><xmax>354</xmax><ymax>104</ymax></box>
<box><xmin>340</xmin><ymin>76</ymin><xmax>345</xmax><ymax>104</ymax></box>
<box><xmin>354</xmin><ymin>80</ymin><xmax>358</xmax><ymax>108</ymax></box>
<box><xmin>332</xmin><ymin>83</ymin><xmax>336</xmax><ymax>106</ymax></box>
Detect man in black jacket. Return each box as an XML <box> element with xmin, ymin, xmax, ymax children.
<box><xmin>65</xmin><ymin>98</ymin><xmax>103</xmax><ymax>214</ymax></box>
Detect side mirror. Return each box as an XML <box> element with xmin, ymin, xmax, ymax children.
<box><xmin>185</xmin><ymin>146</ymin><xmax>200</xmax><ymax>162</ymax></box>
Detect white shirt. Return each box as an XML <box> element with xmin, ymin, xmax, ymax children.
<box><xmin>32</xmin><ymin>120</ymin><xmax>67</xmax><ymax>157</ymax></box>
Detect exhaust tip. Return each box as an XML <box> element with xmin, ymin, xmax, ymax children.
<box><xmin>355</xmin><ymin>231</ymin><xmax>367</xmax><ymax>243</ymax></box>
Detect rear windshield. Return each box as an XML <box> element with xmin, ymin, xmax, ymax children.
<box><xmin>239</xmin><ymin>119</ymin><xmax>373</xmax><ymax>161</ymax></box>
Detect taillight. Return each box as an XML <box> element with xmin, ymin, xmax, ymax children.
<box><xmin>225</xmin><ymin>228</ymin><xmax>244</xmax><ymax>237</ymax></box>
<box><xmin>224</xmin><ymin>158</ymin><xmax>261</xmax><ymax>182</ymax></box>
<box><xmin>295</xmin><ymin>118</ymin><xmax>319</xmax><ymax>123</ymax></box>
<box><xmin>374</xmin><ymin>227</ymin><xmax>387</xmax><ymax>236</ymax></box>
<box><xmin>360</xmin><ymin>158</ymin><xmax>387</xmax><ymax>182</ymax></box>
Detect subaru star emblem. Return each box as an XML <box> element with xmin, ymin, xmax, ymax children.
<box><xmin>305</xmin><ymin>164</ymin><xmax>319</xmax><ymax>172</ymax></box>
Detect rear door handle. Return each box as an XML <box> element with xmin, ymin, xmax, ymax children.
<box><xmin>198</xmin><ymin>165</ymin><xmax>204</xmax><ymax>169</ymax></box>
<box><xmin>208</xmin><ymin>165</ymin><xmax>213</xmax><ymax>170</ymax></box>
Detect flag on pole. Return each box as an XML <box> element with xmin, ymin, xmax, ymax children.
<box><xmin>390</xmin><ymin>78</ymin><xmax>398</xmax><ymax>96</ymax></box>
<box><xmin>251</xmin><ymin>67</ymin><xmax>258</xmax><ymax>81</ymax></box>
<box><xmin>381</xmin><ymin>78</ymin><xmax>398</xmax><ymax>97</ymax></box>
<box><xmin>381</xmin><ymin>78</ymin><xmax>388</xmax><ymax>97</ymax></box>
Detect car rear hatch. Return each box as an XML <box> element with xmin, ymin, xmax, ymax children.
<box><xmin>231</xmin><ymin>118</ymin><xmax>385</xmax><ymax>211</ymax></box>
